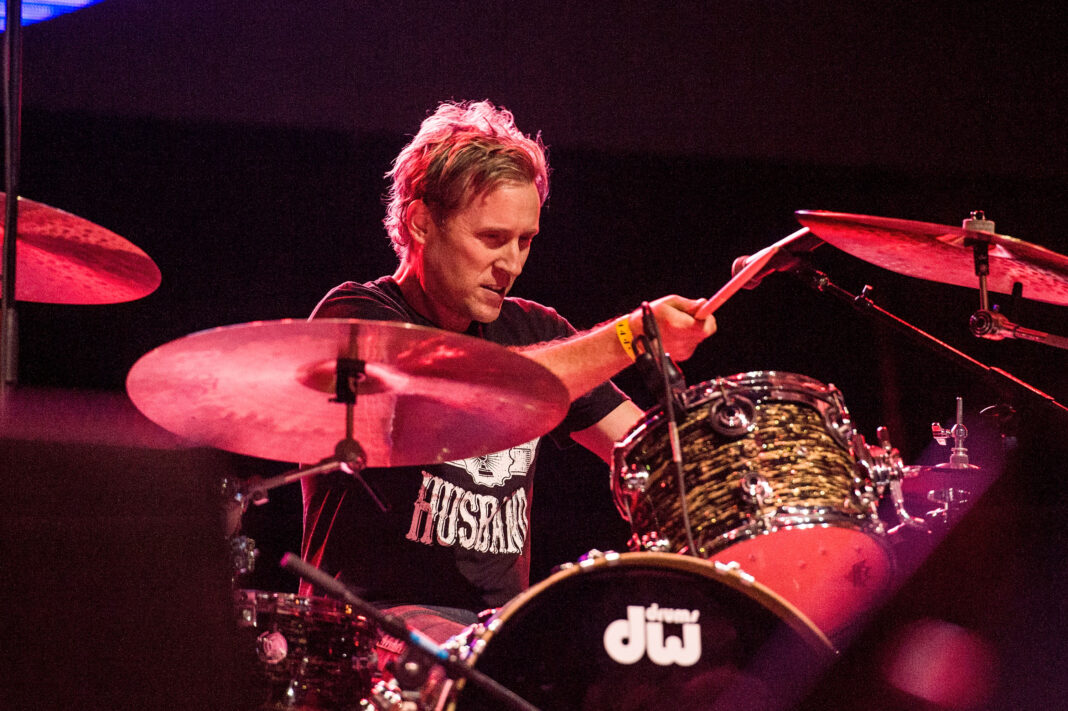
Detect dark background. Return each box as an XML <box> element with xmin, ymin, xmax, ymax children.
<box><xmin>5</xmin><ymin>2</ymin><xmax>1067</xmax><ymax>709</ymax></box>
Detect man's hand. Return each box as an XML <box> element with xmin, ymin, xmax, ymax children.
<box><xmin>516</xmin><ymin>294</ymin><xmax>717</xmax><ymax>402</ymax></box>
<box><xmin>628</xmin><ymin>295</ymin><xmax>717</xmax><ymax>362</ymax></box>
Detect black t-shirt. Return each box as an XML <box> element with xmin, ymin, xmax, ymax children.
<box><xmin>299</xmin><ymin>276</ymin><xmax>626</xmax><ymax>611</ymax></box>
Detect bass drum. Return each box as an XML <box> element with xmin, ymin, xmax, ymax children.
<box><xmin>433</xmin><ymin>552</ymin><xmax>833</xmax><ymax>711</ymax></box>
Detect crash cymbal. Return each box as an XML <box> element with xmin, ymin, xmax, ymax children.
<box><xmin>795</xmin><ymin>210</ymin><xmax>1068</xmax><ymax>306</ymax></box>
<box><xmin>126</xmin><ymin>318</ymin><xmax>570</xmax><ymax>466</ymax></box>
<box><xmin>1</xmin><ymin>193</ymin><xmax>161</xmax><ymax>304</ymax></box>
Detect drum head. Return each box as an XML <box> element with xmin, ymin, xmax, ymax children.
<box><xmin>452</xmin><ymin>553</ymin><xmax>833</xmax><ymax>711</ymax></box>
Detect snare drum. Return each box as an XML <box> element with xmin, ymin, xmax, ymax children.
<box><xmin>429</xmin><ymin>552</ymin><xmax>832</xmax><ymax>711</ymax></box>
<box><xmin>234</xmin><ymin>590</ymin><xmax>377</xmax><ymax>710</ymax></box>
<box><xmin>612</xmin><ymin>371</ymin><xmax>892</xmax><ymax>640</ymax></box>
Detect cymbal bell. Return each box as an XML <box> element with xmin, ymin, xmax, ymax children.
<box><xmin>795</xmin><ymin>210</ymin><xmax>1068</xmax><ymax>306</ymax></box>
<box><xmin>1</xmin><ymin>193</ymin><xmax>161</xmax><ymax>304</ymax></box>
<box><xmin>126</xmin><ymin>318</ymin><xmax>570</xmax><ymax>467</ymax></box>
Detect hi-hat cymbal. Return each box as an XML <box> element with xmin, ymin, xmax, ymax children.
<box><xmin>795</xmin><ymin>210</ymin><xmax>1068</xmax><ymax>306</ymax></box>
<box><xmin>126</xmin><ymin>319</ymin><xmax>570</xmax><ymax>467</ymax></box>
<box><xmin>1</xmin><ymin>193</ymin><xmax>161</xmax><ymax>304</ymax></box>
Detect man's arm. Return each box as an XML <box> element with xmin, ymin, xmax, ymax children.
<box><xmin>570</xmin><ymin>399</ymin><xmax>647</xmax><ymax>463</ymax></box>
<box><xmin>518</xmin><ymin>294</ymin><xmax>716</xmax><ymax>402</ymax></box>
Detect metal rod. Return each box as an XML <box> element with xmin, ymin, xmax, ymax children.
<box><xmin>793</xmin><ymin>263</ymin><xmax>1068</xmax><ymax>418</ymax></box>
<box><xmin>281</xmin><ymin>553</ymin><xmax>544</xmax><ymax>711</ymax></box>
<box><xmin>2</xmin><ymin>0</ymin><xmax>23</xmax><ymax>390</ymax></box>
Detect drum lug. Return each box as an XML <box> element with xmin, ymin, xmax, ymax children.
<box><xmin>256</xmin><ymin>630</ymin><xmax>289</xmax><ymax>665</ymax></box>
<box><xmin>739</xmin><ymin>472</ymin><xmax>773</xmax><ymax>506</ymax></box>
<box><xmin>621</xmin><ymin>465</ymin><xmax>650</xmax><ymax>494</ymax></box>
<box><xmin>629</xmin><ymin>532</ymin><xmax>672</xmax><ymax>552</ymax></box>
<box><xmin>739</xmin><ymin>472</ymin><xmax>777</xmax><ymax>531</ymax></box>
<box><xmin>707</xmin><ymin>387</ymin><xmax>756</xmax><ymax>436</ymax></box>
<box><xmin>713</xmin><ymin>559</ymin><xmax>757</xmax><ymax>584</ymax></box>
<box><xmin>364</xmin><ymin>678</ymin><xmax>424</xmax><ymax>711</ymax></box>
<box><xmin>824</xmin><ymin>384</ymin><xmax>856</xmax><ymax>450</ymax></box>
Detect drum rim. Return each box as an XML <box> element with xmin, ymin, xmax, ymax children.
<box><xmin>678</xmin><ymin>511</ymin><xmax>892</xmax><ymax>557</ymax></box>
<box><xmin>234</xmin><ymin>588</ymin><xmax>372</xmax><ymax>626</ymax></box>
<box><xmin>614</xmin><ymin>370</ymin><xmax>852</xmax><ymax>458</ymax></box>
<box><xmin>440</xmin><ymin>552</ymin><xmax>836</xmax><ymax>708</ymax></box>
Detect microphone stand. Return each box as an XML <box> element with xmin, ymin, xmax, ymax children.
<box><xmin>792</xmin><ymin>263</ymin><xmax>1068</xmax><ymax>418</ymax></box>
<box><xmin>635</xmin><ymin>301</ymin><xmax>699</xmax><ymax>556</ymax></box>
<box><xmin>280</xmin><ymin>553</ymin><xmax>543</xmax><ymax>711</ymax></box>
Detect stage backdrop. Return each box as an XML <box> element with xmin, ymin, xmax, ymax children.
<box><xmin>6</xmin><ymin>2</ymin><xmax>1067</xmax><ymax>708</ymax></box>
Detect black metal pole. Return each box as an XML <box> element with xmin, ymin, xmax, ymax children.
<box><xmin>793</xmin><ymin>263</ymin><xmax>1068</xmax><ymax>418</ymax></box>
<box><xmin>2</xmin><ymin>0</ymin><xmax>23</xmax><ymax>391</ymax></box>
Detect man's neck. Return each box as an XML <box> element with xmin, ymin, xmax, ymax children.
<box><xmin>391</xmin><ymin>262</ymin><xmax>471</xmax><ymax>332</ymax></box>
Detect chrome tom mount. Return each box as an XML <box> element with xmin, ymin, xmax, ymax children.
<box><xmin>853</xmin><ymin>396</ymin><xmax>986</xmax><ymax>536</ymax></box>
<box><xmin>851</xmin><ymin>426</ymin><xmax>927</xmax><ymax>536</ymax></box>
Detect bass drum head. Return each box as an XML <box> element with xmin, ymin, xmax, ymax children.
<box><xmin>451</xmin><ymin>552</ymin><xmax>834</xmax><ymax>711</ymax></box>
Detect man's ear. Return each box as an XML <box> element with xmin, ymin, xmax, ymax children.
<box><xmin>405</xmin><ymin>199</ymin><xmax>433</xmax><ymax>247</ymax></box>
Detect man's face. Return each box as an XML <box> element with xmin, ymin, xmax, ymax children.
<box><xmin>414</xmin><ymin>181</ymin><xmax>540</xmax><ymax>331</ymax></box>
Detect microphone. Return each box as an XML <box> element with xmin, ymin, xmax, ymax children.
<box><xmin>731</xmin><ymin>229</ymin><xmax>824</xmax><ymax>289</ymax></box>
<box><xmin>636</xmin><ymin>303</ymin><xmax>686</xmax><ymax>406</ymax></box>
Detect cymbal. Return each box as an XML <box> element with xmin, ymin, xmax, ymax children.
<box><xmin>1</xmin><ymin>193</ymin><xmax>161</xmax><ymax>304</ymax></box>
<box><xmin>795</xmin><ymin>210</ymin><xmax>1068</xmax><ymax>306</ymax></box>
<box><xmin>126</xmin><ymin>318</ymin><xmax>570</xmax><ymax>467</ymax></box>
<box><xmin>900</xmin><ymin>464</ymin><xmax>984</xmax><ymax>497</ymax></box>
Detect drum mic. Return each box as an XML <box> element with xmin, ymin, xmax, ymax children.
<box><xmin>731</xmin><ymin>230</ymin><xmax>824</xmax><ymax>289</ymax></box>
<box><xmin>637</xmin><ymin>304</ymin><xmax>686</xmax><ymax>398</ymax></box>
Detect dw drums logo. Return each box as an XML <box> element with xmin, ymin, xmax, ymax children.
<box><xmin>603</xmin><ymin>604</ymin><xmax>702</xmax><ymax>666</ymax></box>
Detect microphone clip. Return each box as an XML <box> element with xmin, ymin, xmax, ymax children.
<box><xmin>635</xmin><ymin>302</ymin><xmax>687</xmax><ymax>408</ymax></box>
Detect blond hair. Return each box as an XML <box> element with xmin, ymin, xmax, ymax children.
<box><xmin>383</xmin><ymin>100</ymin><xmax>549</xmax><ymax>261</ymax></box>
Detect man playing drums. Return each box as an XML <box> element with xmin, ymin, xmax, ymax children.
<box><xmin>300</xmin><ymin>99</ymin><xmax>716</xmax><ymax>643</ymax></box>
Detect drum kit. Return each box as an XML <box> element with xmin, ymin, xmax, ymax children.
<box><xmin>4</xmin><ymin>199</ymin><xmax>1068</xmax><ymax>710</ymax></box>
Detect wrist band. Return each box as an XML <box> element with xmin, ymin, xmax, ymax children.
<box><xmin>614</xmin><ymin>316</ymin><xmax>636</xmax><ymax>360</ymax></box>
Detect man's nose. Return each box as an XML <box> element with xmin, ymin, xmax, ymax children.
<box><xmin>495</xmin><ymin>241</ymin><xmax>524</xmax><ymax>276</ymax></box>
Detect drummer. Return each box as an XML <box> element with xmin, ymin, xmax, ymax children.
<box><xmin>300</xmin><ymin>100</ymin><xmax>716</xmax><ymax>644</ymax></box>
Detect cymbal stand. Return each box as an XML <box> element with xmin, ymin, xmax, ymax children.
<box><xmin>963</xmin><ymin>211</ymin><xmax>1068</xmax><ymax>351</ymax></box>
<box><xmin>229</xmin><ymin>357</ymin><xmax>389</xmax><ymax>511</ymax></box>
<box><xmin>791</xmin><ymin>262</ymin><xmax>1068</xmax><ymax>419</ymax></box>
<box><xmin>282</xmin><ymin>553</ymin><xmax>543</xmax><ymax>711</ymax></box>
<box><xmin>2</xmin><ymin>0</ymin><xmax>24</xmax><ymax>391</ymax></box>
<box><xmin>919</xmin><ymin>396</ymin><xmax>981</xmax><ymax>526</ymax></box>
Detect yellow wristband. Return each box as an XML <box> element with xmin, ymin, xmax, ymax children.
<box><xmin>615</xmin><ymin>316</ymin><xmax>636</xmax><ymax>360</ymax></box>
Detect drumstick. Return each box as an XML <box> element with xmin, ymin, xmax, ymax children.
<box><xmin>695</xmin><ymin>227</ymin><xmax>812</xmax><ymax>320</ymax></box>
